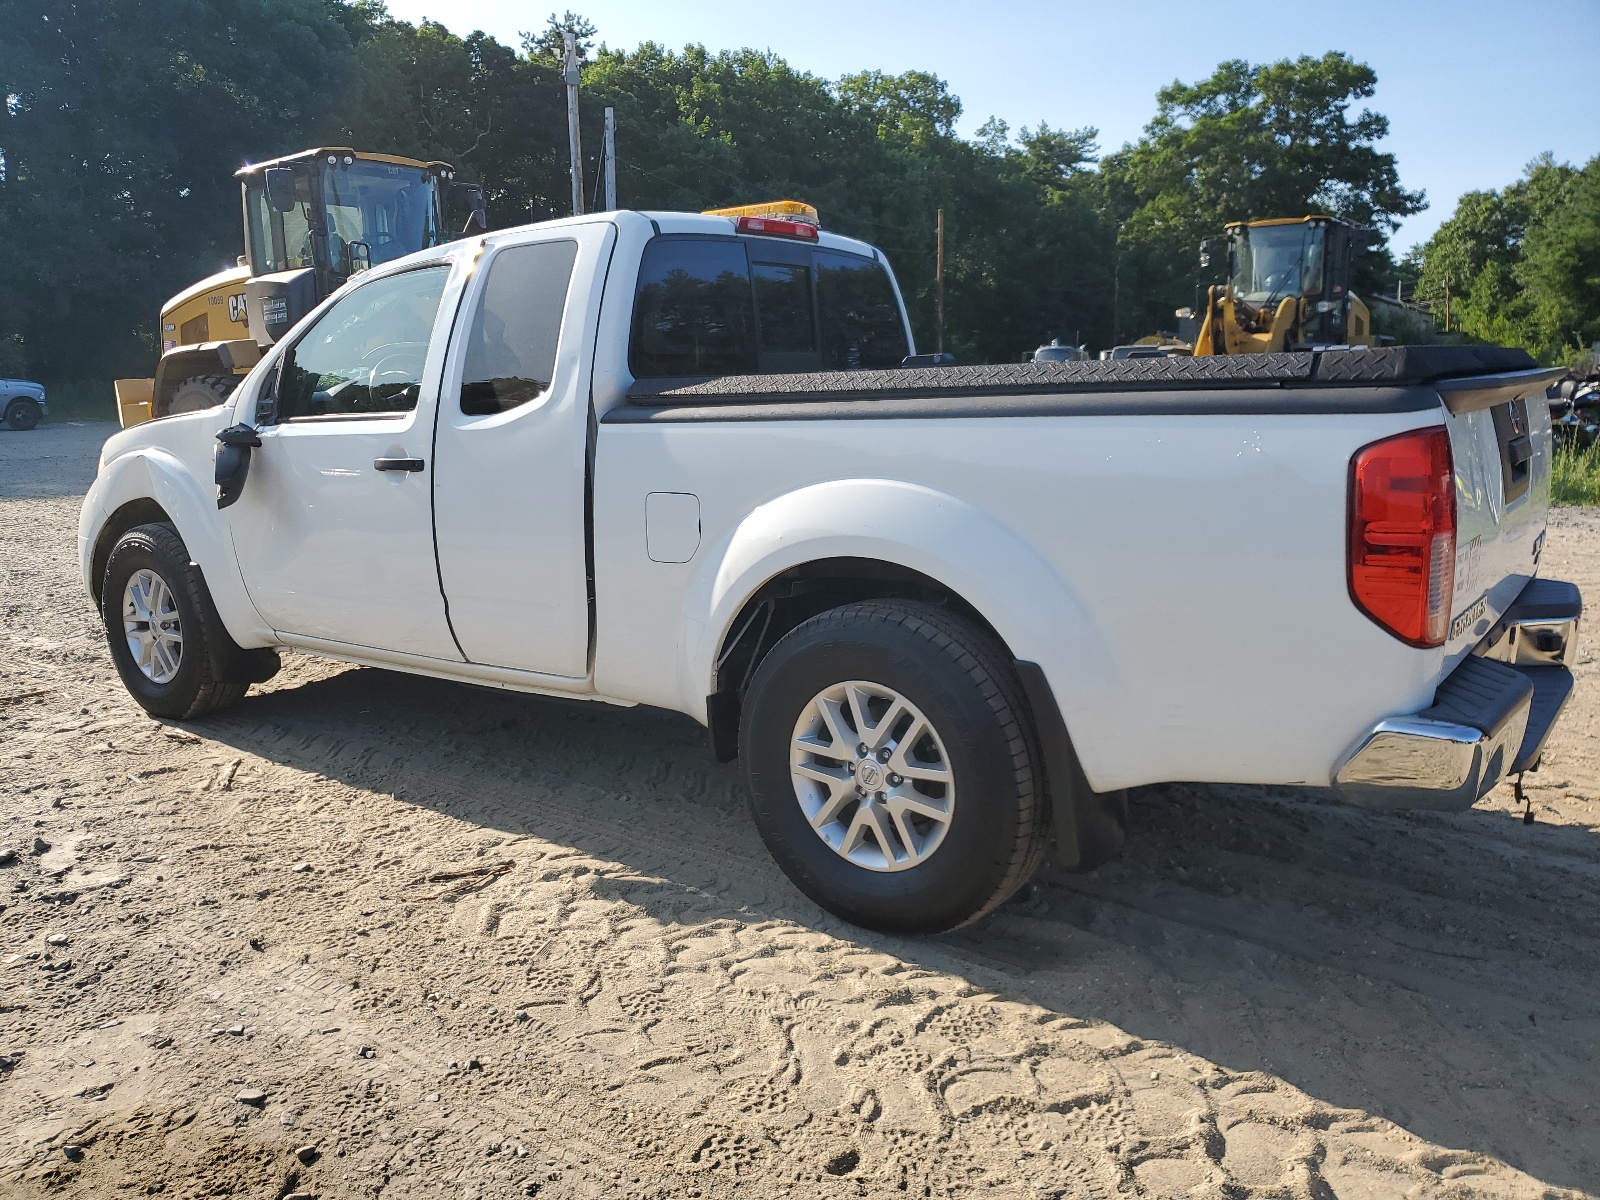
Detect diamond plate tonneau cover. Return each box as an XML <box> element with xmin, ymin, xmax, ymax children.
<box><xmin>626</xmin><ymin>345</ymin><xmax>1540</xmax><ymax>408</ymax></box>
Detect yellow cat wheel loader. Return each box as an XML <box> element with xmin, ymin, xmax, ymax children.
<box><xmin>1187</xmin><ymin>216</ymin><xmax>1378</xmax><ymax>356</ymax></box>
<box><xmin>115</xmin><ymin>148</ymin><xmax>485</xmax><ymax>427</ymax></box>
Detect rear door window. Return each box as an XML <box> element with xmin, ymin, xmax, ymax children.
<box><xmin>816</xmin><ymin>250</ymin><xmax>908</xmax><ymax>369</ymax></box>
<box><xmin>460</xmin><ymin>240</ymin><xmax>578</xmax><ymax>415</ymax></box>
<box><xmin>630</xmin><ymin>238</ymin><xmax>757</xmax><ymax>377</ymax></box>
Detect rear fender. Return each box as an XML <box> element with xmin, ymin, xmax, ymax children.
<box><xmin>82</xmin><ymin>447</ymin><xmax>273</xmax><ymax>648</ymax></box>
<box><xmin>681</xmin><ymin>478</ymin><xmax>1124</xmax><ymax>787</ymax></box>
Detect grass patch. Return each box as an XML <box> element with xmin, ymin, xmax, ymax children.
<box><xmin>42</xmin><ymin>381</ymin><xmax>120</xmax><ymax>424</ymax></box>
<box><xmin>1552</xmin><ymin>441</ymin><xmax>1600</xmax><ymax>506</ymax></box>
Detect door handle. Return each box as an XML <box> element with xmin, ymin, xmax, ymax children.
<box><xmin>374</xmin><ymin>456</ymin><xmax>425</xmax><ymax>473</ymax></box>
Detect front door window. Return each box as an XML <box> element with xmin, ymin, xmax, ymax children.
<box><xmin>266</xmin><ymin>266</ymin><xmax>448</xmax><ymax>422</ymax></box>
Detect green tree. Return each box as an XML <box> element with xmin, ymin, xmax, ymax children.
<box><xmin>1415</xmin><ymin>154</ymin><xmax>1599</xmax><ymax>362</ymax></box>
<box><xmin>0</xmin><ymin>0</ymin><xmax>356</xmax><ymax>385</ymax></box>
<box><xmin>1100</xmin><ymin>52</ymin><xmax>1424</xmax><ymax>340</ymax></box>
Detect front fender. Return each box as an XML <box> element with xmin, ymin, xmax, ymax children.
<box><xmin>80</xmin><ymin>444</ymin><xmax>273</xmax><ymax>648</ymax></box>
<box><xmin>680</xmin><ymin>478</ymin><xmax>1125</xmax><ymax>786</ymax></box>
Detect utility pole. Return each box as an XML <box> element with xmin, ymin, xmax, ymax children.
<box><xmin>603</xmin><ymin>107</ymin><xmax>617</xmax><ymax>212</ymax></box>
<box><xmin>935</xmin><ymin>208</ymin><xmax>945</xmax><ymax>356</ymax></box>
<box><xmin>563</xmin><ymin>31</ymin><xmax>584</xmax><ymax>217</ymax></box>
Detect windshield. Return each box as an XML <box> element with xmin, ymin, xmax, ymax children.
<box><xmin>1232</xmin><ymin>222</ymin><xmax>1325</xmax><ymax>306</ymax></box>
<box><xmin>322</xmin><ymin>161</ymin><xmax>441</xmax><ymax>271</ymax></box>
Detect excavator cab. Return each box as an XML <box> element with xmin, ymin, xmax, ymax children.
<box><xmin>1192</xmin><ymin>216</ymin><xmax>1377</xmax><ymax>356</ymax></box>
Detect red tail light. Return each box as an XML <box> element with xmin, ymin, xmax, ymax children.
<box><xmin>1349</xmin><ymin>427</ymin><xmax>1456</xmax><ymax>647</ymax></box>
<box><xmin>734</xmin><ymin>215</ymin><xmax>819</xmax><ymax>241</ymax></box>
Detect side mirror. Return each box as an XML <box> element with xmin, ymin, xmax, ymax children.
<box><xmin>264</xmin><ymin>167</ymin><xmax>298</xmax><ymax>213</ymax></box>
<box><xmin>454</xmin><ymin>183</ymin><xmax>489</xmax><ymax>235</ymax></box>
<box><xmin>215</xmin><ymin>424</ymin><xmax>262</xmax><ymax>509</ymax></box>
<box><xmin>348</xmin><ymin>240</ymin><xmax>372</xmax><ymax>275</ymax></box>
<box><xmin>1198</xmin><ymin>237</ymin><xmax>1217</xmax><ymax>270</ymax></box>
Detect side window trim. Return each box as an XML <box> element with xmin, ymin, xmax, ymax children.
<box><xmin>265</xmin><ymin>262</ymin><xmax>451</xmax><ymax>425</ymax></box>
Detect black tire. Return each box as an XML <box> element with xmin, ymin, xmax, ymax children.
<box><xmin>741</xmin><ymin>601</ymin><xmax>1051</xmax><ymax>934</ymax></box>
<box><xmin>4</xmin><ymin>397</ymin><xmax>41</xmax><ymax>431</ymax></box>
<box><xmin>101</xmin><ymin>523</ymin><xmax>252</xmax><ymax>719</ymax></box>
<box><xmin>164</xmin><ymin>374</ymin><xmax>235</xmax><ymax>418</ymax></box>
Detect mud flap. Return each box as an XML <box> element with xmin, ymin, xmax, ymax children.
<box><xmin>1014</xmin><ymin>660</ymin><xmax>1127</xmax><ymax>872</ymax></box>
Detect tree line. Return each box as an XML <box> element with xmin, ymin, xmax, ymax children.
<box><xmin>1</xmin><ymin>0</ymin><xmax>1592</xmax><ymax>402</ymax></box>
<box><xmin>1411</xmin><ymin>153</ymin><xmax>1600</xmax><ymax>367</ymax></box>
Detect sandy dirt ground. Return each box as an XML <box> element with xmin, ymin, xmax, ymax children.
<box><xmin>2</xmin><ymin>421</ymin><xmax>1598</xmax><ymax>1200</ymax></box>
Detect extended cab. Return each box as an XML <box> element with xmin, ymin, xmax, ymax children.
<box><xmin>80</xmin><ymin>209</ymin><xmax>1582</xmax><ymax>933</ymax></box>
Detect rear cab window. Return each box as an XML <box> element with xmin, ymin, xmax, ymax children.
<box><xmin>629</xmin><ymin>235</ymin><xmax>907</xmax><ymax>379</ymax></box>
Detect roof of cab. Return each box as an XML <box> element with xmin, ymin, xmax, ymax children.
<box><xmin>236</xmin><ymin>148</ymin><xmax>455</xmax><ymax>178</ymax></box>
<box><xmin>637</xmin><ymin>210</ymin><xmax>881</xmax><ymax>259</ymax></box>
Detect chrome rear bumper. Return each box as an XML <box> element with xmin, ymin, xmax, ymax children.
<box><xmin>1335</xmin><ymin>577</ymin><xmax>1580</xmax><ymax>810</ymax></box>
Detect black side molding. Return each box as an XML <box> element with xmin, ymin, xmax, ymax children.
<box><xmin>1013</xmin><ymin>661</ymin><xmax>1127</xmax><ymax>873</ymax></box>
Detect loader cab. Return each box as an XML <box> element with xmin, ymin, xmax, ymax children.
<box><xmin>1223</xmin><ymin>216</ymin><xmax>1375</xmax><ymax>347</ymax></box>
<box><xmin>240</xmin><ymin>149</ymin><xmax>456</xmax><ymax>346</ymax></box>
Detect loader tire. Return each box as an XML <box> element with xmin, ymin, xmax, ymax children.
<box><xmin>164</xmin><ymin>374</ymin><xmax>236</xmax><ymax>418</ymax></box>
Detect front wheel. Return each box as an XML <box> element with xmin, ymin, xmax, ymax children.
<box><xmin>4</xmin><ymin>397</ymin><xmax>42</xmax><ymax>431</ymax></box>
<box><xmin>741</xmin><ymin>601</ymin><xmax>1051</xmax><ymax>934</ymax></box>
<box><xmin>101</xmin><ymin>523</ymin><xmax>254</xmax><ymax>719</ymax></box>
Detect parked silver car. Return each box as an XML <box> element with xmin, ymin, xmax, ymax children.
<box><xmin>1</xmin><ymin>379</ymin><xmax>47</xmax><ymax>430</ymax></box>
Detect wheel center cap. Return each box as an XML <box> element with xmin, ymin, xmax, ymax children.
<box><xmin>856</xmin><ymin>760</ymin><xmax>885</xmax><ymax>791</ymax></box>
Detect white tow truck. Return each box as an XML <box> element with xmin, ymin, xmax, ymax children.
<box><xmin>79</xmin><ymin>205</ymin><xmax>1582</xmax><ymax>932</ymax></box>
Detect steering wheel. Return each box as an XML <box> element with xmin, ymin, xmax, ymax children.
<box><xmin>360</xmin><ymin>342</ymin><xmax>427</xmax><ymax>402</ymax></box>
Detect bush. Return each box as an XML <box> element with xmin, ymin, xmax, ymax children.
<box><xmin>1552</xmin><ymin>441</ymin><xmax>1600</xmax><ymax>506</ymax></box>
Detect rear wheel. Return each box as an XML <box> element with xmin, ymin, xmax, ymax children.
<box><xmin>741</xmin><ymin>601</ymin><xmax>1051</xmax><ymax>934</ymax></box>
<box><xmin>101</xmin><ymin>523</ymin><xmax>254</xmax><ymax>719</ymax></box>
<box><xmin>4</xmin><ymin>397</ymin><xmax>41</xmax><ymax>431</ymax></box>
<box><xmin>165</xmin><ymin>374</ymin><xmax>236</xmax><ymax>417</ymax></box>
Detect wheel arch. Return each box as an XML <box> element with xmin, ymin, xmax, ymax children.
<box><xmin>687</xmin><ymin>479</ymin><xmax>1120</xmax><ymax>770</ymax></box>
<box><xmin>82</xmin><ymin>449</ymin><xmax>273</xmax><ymax>648</ymax></box>
<box><xmin>90</xmin><ymin>498</ymin><xmax>173</xmax><ymax>604</ymax></box>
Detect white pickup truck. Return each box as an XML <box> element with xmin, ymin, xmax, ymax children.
<box><xmin>80</xmin><ymin>208</ymin><xmax>1582</xmax><ymax>933</ymax></box>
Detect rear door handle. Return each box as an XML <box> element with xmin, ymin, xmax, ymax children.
<box><xmin>374</xmin><ymin>456</ymin><xmax>425</xmax><ymax>473</ymax></box>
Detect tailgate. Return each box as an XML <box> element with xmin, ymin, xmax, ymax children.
<box><xmin>1437</xmin><ymin>367</ymin><xmax>1566</xmax><ymax>656</ymax></box>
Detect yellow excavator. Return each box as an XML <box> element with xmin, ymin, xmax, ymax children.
<box><xmin>115</xmin><ymin>147</ymin><xmax>485</xmax><ymax>426</ymax></box>
<box><xmin>1188</xmin><ymin>216</ymin><xmax>1378</xmax><ymax>356</ymax></box>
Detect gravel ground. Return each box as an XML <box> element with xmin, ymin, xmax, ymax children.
<box><xmin>2</xmin><ymin>421</ymin><xmax>1598</xmax><ymax>1200</ymax></box>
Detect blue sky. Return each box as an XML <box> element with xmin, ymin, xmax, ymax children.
<box><xmin>383</xmin><ymin>0</ymin><xmax>1600</xmax><ymax>253</ymax></box>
